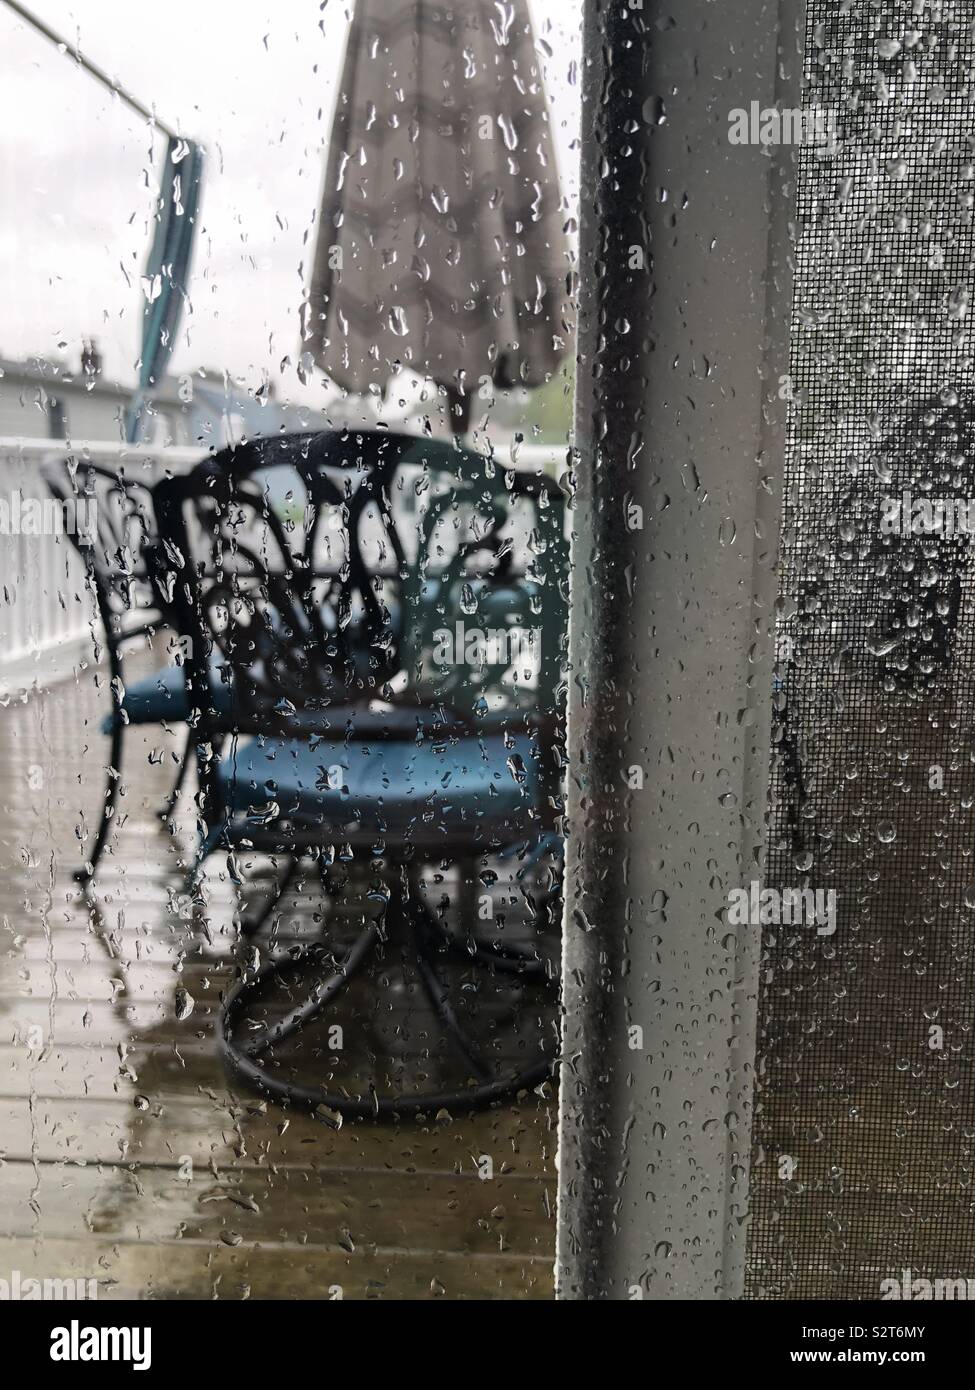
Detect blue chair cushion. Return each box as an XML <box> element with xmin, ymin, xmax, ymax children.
<box><xmin>103</xmin><ymin>671</ymin><xmax>445</xmax><ymax>737</ymax></box>
<box><xmin>217</xmin><ymin>731</ymin><xmax>541</xmax><ymax>842</ymax></box>
<box><xmin>103</xmin><ymin>661</ymin><xmax>235</xmax><ymax>732</ymax></box>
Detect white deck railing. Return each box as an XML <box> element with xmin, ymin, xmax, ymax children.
<box><xmin>0</xmin><ymin>438</ymin><xmax>203</xmax><ymax>695</ymax></box>
<box><xmin>0</xmin><ymin>436</ymin><xmax>568</xmax><ymax>696</ymax></box>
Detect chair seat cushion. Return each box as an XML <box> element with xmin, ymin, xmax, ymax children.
<box><xmin>103</xmin><ymin>670</ymin><xmax>470</xmax><ymax>737</ymax></box>
<box><xmin>103</xmin><ymin>662</ymin><xmax>236</xmax><ymax>731</ymax></box>
<box><xmin>218</xmin><ymin>731</ymin><xmax>541</xmax><ymax>843</ymax></box>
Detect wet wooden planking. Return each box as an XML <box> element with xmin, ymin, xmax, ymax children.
<box><xmin>0</xmin><ymin>659</ymin><xmax>557</xmax><ymax>1299</ymax></box>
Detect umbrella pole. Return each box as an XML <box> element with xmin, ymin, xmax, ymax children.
<box><xmin>556</xmin><ymin>0</ymin><xmax>801</xmax><ymax>1299</ymax></box>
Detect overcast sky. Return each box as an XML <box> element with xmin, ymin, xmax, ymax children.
<box><xmin>0</xmin><ymin>0</ymin><xmax>581</xmax><ymax>405</ymax></box>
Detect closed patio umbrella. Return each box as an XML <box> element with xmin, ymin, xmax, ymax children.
<box><xmin>306</xmin><ymin>0</ymin><xmax>570</xmax><ymax>425</ymax></box>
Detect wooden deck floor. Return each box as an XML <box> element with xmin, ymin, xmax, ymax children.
<box><xmin>0</xmin><ymin>656</ymin><xmax>558</xmax><ymax>1300</ymax></box>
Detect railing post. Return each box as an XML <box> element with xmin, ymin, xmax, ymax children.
<box><xmin>556</xmin><ymin>0</ymin><xmax>801</xmax><ymax>1299</ymax></box>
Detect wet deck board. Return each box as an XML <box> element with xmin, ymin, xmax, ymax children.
<box><xmin>0</xmin><ymin>660</ymin><xmax>557</xmax><ymax>1299</ymax></box>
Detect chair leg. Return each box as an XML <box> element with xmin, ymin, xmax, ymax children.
<box><xmin>220</xmin><ymin>857</ymin><xmax>559</xmax><ymax>1120</ymax></box>
<box><xmin>241</xmin><ymin>855</ymin><xmax>301</xmax><ymax>938</ymax></box>
<box><xmin>424</xmin><ymin>853</ymin><xmax>548</xmax><ymax>978</ymax></box>
<box><xmin>75</xmin><ymin>720</ymin><xmax>124</xmax><ymax>884</ymax></box>
<box><xmin>158</xmin><ymin>729</ymin><xmax>192</xmax><ymax>822</ymax></box>
<box><xmin>181</xmin><ymin>824</ymin><xmax>224</xmax><ymax>899</ymax></box>
<box><xmin>221</xmin><ymin>899</ymin><xmax>383</xmax><ymax>1117</ymax></box>
<box><xmin>180</xmin><ymin>732</ymin><xmax>229</xmax><ymax>898</ymax></box>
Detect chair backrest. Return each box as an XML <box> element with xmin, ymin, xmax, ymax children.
<box><xmin>153</xmin><ymin>431</ymin><xmax>398</xmax><ymax>730</ymax></box>
<box><xmin>385</xmin><ymin>436</ymin><xmax>567</xmax><ymax>723</ymax></box>
<box><xmin>43</xmin><ymin>455</ymin><xmax>168</xmax><ymax>642</ymax></box>
<box><xmin>152</xmin><ymin>429</ymin><xmax>568</xmax><ymax>741</ymax></box>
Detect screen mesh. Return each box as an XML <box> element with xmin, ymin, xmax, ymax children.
<box><xmin>746</xmin><ymin>0</ymin><xmax>975</xmax><ymax>1299</ymax></box>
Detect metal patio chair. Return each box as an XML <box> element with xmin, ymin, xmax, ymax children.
<box><xmin>152</xmin><ymin>429</ymin><xmax>567</xmax><ymax>1118</ymax></box>
<box><xmin>43</xmin><ymin>456</ymin><xmax>201</xmax><ymax>882</ymax></box>
<box><xmin>44</xmin><ymin>436</ymin><xmax>376</xmax><ymax>890</ymax></box>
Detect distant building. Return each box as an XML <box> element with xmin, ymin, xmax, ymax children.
<box><xmin>0</xmin><ymin>353</ymin><xmax>179</xmax><ymax>443</ymax></box>
<box><xmin>0</xmin><ymin>353</ymin><xmax>330</xmax><ymax>448</ymax></box>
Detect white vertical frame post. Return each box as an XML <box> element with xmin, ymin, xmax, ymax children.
<box><xmin>556</xmin><ymin>0</ymin><xmax>803</xmax><ymax>1299</ymax></box>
